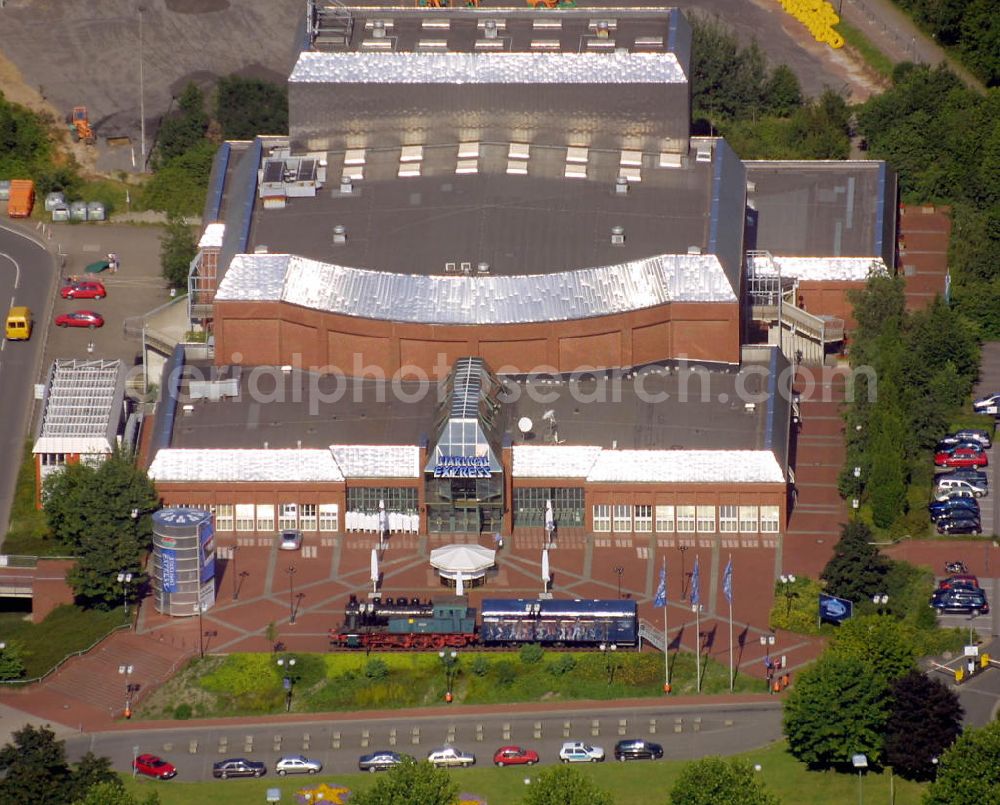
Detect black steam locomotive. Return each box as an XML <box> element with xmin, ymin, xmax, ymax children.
<box><xmin>330</xmin><ymin>594</ymin><xmax>638</xmax><ymax>650</ymax></box>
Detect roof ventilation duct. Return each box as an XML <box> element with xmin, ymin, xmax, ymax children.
<box><xmin>340</xmin><ymin>175</ymin><xmax>353</xmax><ymax>194</ymax></box>
<box><xmin>610</xmin><ymin>226</ymin><xmax>625</xmax><ymax>246</ymax></box>
<box><xmin>615</xmin><ymin>176</ymin><xmax>629</xmax><ymax>195</ymax></box>
<box><xmin>333</xmin><ymin>224</ymin><xmax>347</xmax><ymax>244</ymax></box>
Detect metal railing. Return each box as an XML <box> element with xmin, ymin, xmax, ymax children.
<box><xmin>0</xmin><ymin>622</ymin><xmax>131</xmax><ymax>687</ymax></box>
<box><xmin>638</xmin><ymin>619</ymin><xmax>665</xmax><ymax>652</ymax></box>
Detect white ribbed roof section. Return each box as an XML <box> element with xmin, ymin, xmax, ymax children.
<box><xmin>215</xmin><ymin>253</ymin><xmax>736</xmax><ymax>325</ymax></box>
<box><xmin>512</xmin><ymin>446</ymin><xmax>603</xmax><ymax>478</ymax></box>
<box><xmin>330</xmin><ymin>445</ymin><xmax>421</xmax><ymax>478</ymax></box>
<box><xmin>289</xmin><ymin>50</ymin><xmax>686</xmax><ymax>85</ymax></box>
<box><xmin>148</xmin><ymin>449</ymin><xmax>345</xmax><ymax>483</ymax></box>
<box><xmin>586</xmin><ymin>450</ymin><xmax>785</xmax><ymax>484</ymax></box>
<box><xmin>748</xmin><ymin>255</ymin><xmax>889</xmax><ymax>282</ymax></box>
<box><xmin>198</xmin><ymin>222</ymin><xmax>226</xmax><ymax>249</ymax></box>
<box><xmin>33</xmin><ymin>359</ymin><xmax>125</xmax><ymax>457</ymax></box>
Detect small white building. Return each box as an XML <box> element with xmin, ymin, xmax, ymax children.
<box><xmin>33</xmin><ymin>359</ymin><xmax>130</xmax><ymax>505</ymax></box>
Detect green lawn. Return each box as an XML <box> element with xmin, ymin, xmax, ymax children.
<box><xmin>139</xmin><ymin>649</ymin><xmax>761</xmax><ymax>721</ymax></box>
<box><xmin>1</xmin><ymin>443</ymin><xmax>63</xmax><ymax>557</ymax></box>
<box><xmin>0</xmin><ymin>604</ymin><xmax>128</xmax><ymax>680</ymax></box>
<box><xmin>120</xmin><ymin>741</ymin><xmax>927</xmax><ymax>805</ymax></box>
<box><xmin>835</xmin><ymin>20</ymin><xmax>895</xmax><ymax>79</ymax></box>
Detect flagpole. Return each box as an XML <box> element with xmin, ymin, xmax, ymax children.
<box><xmin>694</xmin><ymin>554</ymin><xmax>701</xmax><ymax>694</ymax></box>
<box><xmin>728</xmin><ymin>574</ymin><xmax>734</xmax><ymax>692</ymax></box>
<box><xmin>663</xmin><ymin>556</ymin><xmax>670</xmax><ymax>693</ymax></box>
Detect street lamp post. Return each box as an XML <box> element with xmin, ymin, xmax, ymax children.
<box><xmin>678</xmin><ymin>545</ymin><xmax>689</xmax><ymax>599</ymax></box>
<box><xmin>137</xmin><ymin>5</ymin><xmax>146</xmax><ymax>169</ymax></box>
<box><xmin>760</xmin><ymin>633</ymin><xmax>777</xmax><ymax>692</ymax></box>
<box><xmin>599</xmin><ymin>642</ymin><xmax>618</xmax><ymax>685</ymax></box>
<box><xmin>118</xmin><ymin>663</ymin><xmax>134</xmax><ymax>719</ymax></box>
<box><xmin>439</xmin><ymin>650</ymin><xmax>458</xmax><ymax>702</ymax></box>
<box><xmin>116</xmin><ymin>571</ymin><xmax>133</xmax><ymax>615</ymax></box>
<box><xmin>872</xmin><ymin>593</ymin><xmax>889</xmax><ymax>615</ymax></box>
<box><xmin>277</xmin><ymin>655</ymin><xmax>298</xmax><ymax>712</ymax></box>
<box><xmin>613</xmin><ymin>566</ymin><xmax>624</xmax><ymax>599</ymax></box>
<box><xmin>231</xmin><ymin>545</ymin><xmax>239</xmax><ymax>600</ymax></box>
<box><xmin>779</xmin><ymin>574</ymin><xmax>797</xmax><ymax>619</ymax></box>
<box><xmin>193</xmin><ymin>602</ymin><xmax>207</xmax><ymax>659</ymax></box>
<box><xmin>286</xmin><ymin>565</ymin><xmax>297</xmax><ymax>624</ymax></box>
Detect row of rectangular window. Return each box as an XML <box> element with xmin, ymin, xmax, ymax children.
<box><xmin>174</xmin><ymin>503</ymin><xmax>340</xmax><ymax>532</ymax></box>
<box><xmin>591</xmin><ymin>504</ymin><xmax>780</xmax><ymax>533</ymax></box>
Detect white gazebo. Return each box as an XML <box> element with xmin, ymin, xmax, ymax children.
<box><xmin>429</xmin><ymin>544</ymin><xmax>497</xmax><ymax>586</ymax></box>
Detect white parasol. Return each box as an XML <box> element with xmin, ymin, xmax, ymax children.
<box><xmin>455</xmin><ymin>570</ymin><xmax>465</xmax><ymax>597</ymax></box>
<box><xmin>370</xmin><ymin>547</ymin><xmax>379</xmax><ymax>592</ymax></box>
<box><xmin>542</xmin><ymin>548</ymin><xmax>550</xmax><ymax>593</ymax></box>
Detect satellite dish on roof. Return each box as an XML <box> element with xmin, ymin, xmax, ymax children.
<box><xmin>542</xmin><ymin>409</ymin><xmax>556</xmax><ymax>423</ymax></box>
<box><xmin>517</xmin><ymin>417</ymin><xmax>533</xmax><ymax>434</ymax></box>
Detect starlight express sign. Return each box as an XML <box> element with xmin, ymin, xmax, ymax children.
<box><xmin>433</xmin><ymin>455</ymin><xmax>492</xmax><ymax>478</ymax></box>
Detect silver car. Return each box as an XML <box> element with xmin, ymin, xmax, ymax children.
<box><xmin>275</xmin><ymin>754</ymin><xmax>322</xmax><ymax>775</ymax></box>
<box><xmin>426</xmin><ymin>746</ymin><xmax>475</xmax><ymax>768</ymax></box>
<box><xmin>278</xmin><ymin>529</ymin><xmax>303</xmax><ymax>551</ymax></box>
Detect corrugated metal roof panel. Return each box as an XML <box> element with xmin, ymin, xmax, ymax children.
<box><xmin>330</xmin><ymin>445</ymin><xmax>421</xmax><ymax>478</ymax></box>
<box><xmin>148</xmin><ymin>449</ymin><xmax>345</xmax><ymax>482</ymax></box>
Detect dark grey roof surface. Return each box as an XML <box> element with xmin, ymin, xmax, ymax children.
<box><xmin>169</xmin><ymin>355</ymin><xmax>783</xmax><ymax>455</ymax></box>
<box><xmin>326</xmin><ymin>7</ymin><xmax>680</xmax><ymax>56</ymax></box>
<box><xmin>744</xmin><ymin>161</ymin><xmax>889</xmax><ymax>259</ymax></box>
<box><xmin>250</xmin><ymin>144</ymin><xmax>715</xmax><ymax>275</ymax></box>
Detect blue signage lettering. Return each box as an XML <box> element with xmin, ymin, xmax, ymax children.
<box><xmin>433</xmin><ymin>455</ymin><xmax>492</xmax><ymax>478</ymax></box>
<box><xmin>161</xmin><ymin>548</ymin><xmax>178</xmax><ymax>594</ymax></box>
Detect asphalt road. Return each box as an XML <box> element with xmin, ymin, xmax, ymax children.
<box><xmin>65</xmin><ymin>701</ymin><xmax>783</xmax><ymax>781</ymax></box>
<box><xmin>0</xmin><ymin>222</ymin><xmax>57</xmax><ymax>539</ymax></box>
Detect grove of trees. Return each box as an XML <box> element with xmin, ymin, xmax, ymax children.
<box><xmin>924</xmin><ymin>720</ymin><xmax>1000</xmax><ymax>803</ymax></box>
<box><xmin>668</xmin><ymin>756</ymin><xmax>779</xmax><ymax>804</ymax></box>
<box><xmin>42</xmin><ymin>450</ymin><xmax>158</xmax><ymax>609</ymax></box>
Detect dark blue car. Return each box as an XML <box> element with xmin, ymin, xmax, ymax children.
<box><xmin>928</xmin><ymin>499</ymin><xmax>979</xmax><ymax>522</ymax></box>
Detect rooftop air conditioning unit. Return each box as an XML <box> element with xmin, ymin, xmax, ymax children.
<box><xmin>611</xmin><ymin>226</ymin><xmax>625</xmax><ymax>245</ymax></box>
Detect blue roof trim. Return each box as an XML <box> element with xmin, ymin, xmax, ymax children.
<box><xmin>874</xmin><ymin>161</ymin><xmax>887</xmax><ymax>258</ymax></box>
<box><xmin>237</xmin><ymin>138</ymin><xmax>263</xmax><ymax>254</ymax></box>
<box><xmin>708</xmin><ymin>146</ymin><xmax>725</xmax><ymax>256</ymax></box>
<box><xmin>764</xmin><ymin>346</ymin><xmax>778</xmax><ymax>451</ymax></box>
<box><xmin>151</xmin><ymin>345</ymin><xmax>184</xmax><ymax>455</ymax></box>
<box><xmin>203</xmin><ymin>143</ymin><xmax>231</xmax><ymax>223</ymax></box>
<box><xmin>667</xmin><ymin>8</ymin><xmax>678</xmax><ymax>53</ymax></box>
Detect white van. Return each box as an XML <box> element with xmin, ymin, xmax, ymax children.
<box><xmin>935</xmin><ymin>477</ymin><xmax>987</xmax><ymax>498</ymax></box>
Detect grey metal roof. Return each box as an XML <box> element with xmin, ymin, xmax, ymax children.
<box><xmin>216</xmin><ymin>250</ymin><xmax>736</xmax><ymax>325</ymax></box>
<box><xmin>290</xmin><ymin>50</ymin><xmax>685</xmax><ymax>85</ymax></box>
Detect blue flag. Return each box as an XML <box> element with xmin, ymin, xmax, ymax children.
<box><xmin>690</xmin><ymin>556</ymin><xmax>701</xmax><ymax>608</ymax></box>
<box><xmin>654</xmin><ymin>563</ymin><xmax>667</xmax><ymax>608</ymax></box>
<box><xmin>722</xmin><ymin>557</ymin><xmax>734</xmax><ymax>605</ymax></box>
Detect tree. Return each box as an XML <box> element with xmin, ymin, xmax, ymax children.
<box><xmin>351</xmin><ymin>760</ymin><xmax>458</xmax><ymax>805</ymax></box>
<box><xmin>160</xmin><ymin>215</ymin><xmax>198</xmax><ymax>288</ymax></box>
<box><xmin>783</xmin><ymin>653</ymin><xmax>889</xmax><ymax>767</ymax></box>
<box><xmin>520</xmin><ymin>765</ymin><xmax>615</xmax><ymax>805</ymax></box>
<box><xmin>923</xmin><ymin>720</ymin><xmax>1000</xmax><ymax>804</ymax></box>
<box><xmin>0</xmin><ymin>640</ymin><xmax>26</xmax><ymax>680</ymax></box>
<box><xmin>215</xmin><ymin>75</ymin><xmax>289</xmax><ymax>140</ymax></box>
<box><xmin>762</xmin><ymin>65</ymin><xmax>802</xmax><ymax>117</ymax></box>
<box><xmin>866</xmin><ymin>404</ymin><xmax>908</xmax><ymax>528</ymax></box>
<box><xmin>885</xmin><ymin>671</ymin><xmax>963</xmax><ymax>782</ymax></box>
<box><xmin>154</xmin><ymin>82</ymin><xmax>209</xmax><ymax>166</ymax></box>
<box><xmin>75</xmin><ymin>781</ymin><xmax>160</xmax><ymax>805</ymax></box>
<box><xmin>828</xmin><ymin>615</ymin><xmax>917</xmax><ymax>683</ymax></box>
<box><xmin>820</xmin><ymin>522</ymin><xmax>890</xmax><ymax>605</ymax></box>
<box><xmin>44</xmin><ymin>449</ymin><xmax>158</xmax><ymax>609</ymax></box>
<box><xmin>70</xmin><ymin>752</ymin><xmax>120</xmax><ymax>803</ymax></box>
<box><xmin>668</xmin><ymin>756</ymin><xmax>779</xmax><ymax>804</ymax></box>
<box><xmin>0</xmin><ymin>724</ymin><xmax>73</xmax><ymax>805</ymax></box>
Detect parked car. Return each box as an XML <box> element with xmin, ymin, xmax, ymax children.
<box><xmin>936</xmin><ymin>468</ymin><xmax>988</xmax><ymax>485</ymax></box>
<box><xmin>212</xmin><ymin>758</ymin><xmax>266</xmax><ymax>779</ymax></box>
<box><xmin>934</xmin><ymin>439</ymin><xmax>982</xmax><ymax>454</ymax></box>
<box><xmin>935</xmin><ymin>478</ymin><xmax>988</xmax><ymax>498</ymax></box>
<box><xmin>972</xmin><ymin>392</ymin><xmax>1000</xmax><ymax>413</ymax></box>
<box><xmin>559</xmin><ymin>742</ymin><xmax>605</xmax><ymax>763</ymax></box>
<box><xmin>358</xmin><ymin>751</ymin><xmax>412</xmax><ymax>773</ymax></box>
<box><xmin>930</xmin><ymin>587</ymin><xmax>990</xmax><ymax>614</ymax></box>
<box><xmin>492</xmin><ymin>746</ymin><xmax>539</xmax><ymax>767</ymax></box>
<box><xmin>278</xmin><ymin>529</ymin><xmax>303</xmax><ymax>551</ymax></box>
<box><xmin>934</xmin><ymin>489</ymin><xmax>980</xmax><ymax>504</ymax></box>
<box><xmin>934</xmin><ymin>447</ymin><xmax>988</xmax><ymax>468</ymax></box>
<box><xmin>928</xmin><ymin>499</ymin><xmax>979</xmax><ymax>521</ymax></box>
<box><xmin>55</xmin><ymin>310</ymin><xmax>104</xmax><ymax>329</ymax></box>
<box><xmin>939</xmin><ymin>574</ymin><xmax>980</xmax><ymax>591</ymax></box>
<box><xmin>613</xmin><ymin>739</ymin><xmax>664</xmax><ymax>761</ymax></box>
<box><xmin>275</xmin><ymin>755</ymin><xmax>322</xmax><ymax>775</ymax></box>
<box><xmin>426</xmin><ymin>746</ymin><xmax>475</xmax><ymax>768</ymax></box>
<box><xmin>953</xmin><ymin>429</ymin><xmax>992</xmax><ymax>448</ymax></box>
<box><xmin>937</xmin><ymin>518</ymin><xmax>982</xmax><ymax>536</ymax></box>
<box><xmin>133</xmin><ymin>753</ymin><xmax>177</xmax><ymax>780</ymax></box>
<box><xmin>60</xmin><ymin>280</ymin><xmax>106</xmax><ymax>299</ymax></box>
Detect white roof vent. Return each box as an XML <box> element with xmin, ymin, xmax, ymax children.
<box><xmin>485</xmin><ymin>19</ymin><xmax>498</xmax><ymax>39</ymax></box>
<box><xmin>373</xmin><ymin>19</ymin><xmax>388</xmax><ymax>39</ymax></box>
<box><xmin>611</xmin><ymin>226</ymin><xmax>625</xmax><ymax>246</ymax></box>
<box><xmin>333</xmin><ymin>225</ymin><xmax>347</xmax><ymax>244</ymax></box>
<box><xmin>687</xmin><ymin>245</ymin><xmax>702</xmax><ymax>255</ymax></box>
<box><xmin>615</xmin><ymin>176</ymin><xmax>629</xmax><ymax>195</ymax></box>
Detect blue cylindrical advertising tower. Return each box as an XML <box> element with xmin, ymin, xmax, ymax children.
<box><xmin>151</xmin><ymin>507</ymin><xmax>216</xmax><ymax>616</ymax></box>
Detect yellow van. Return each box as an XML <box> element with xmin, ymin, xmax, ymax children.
<box><xmin>5</xmin><ymin>306</ymin><xmax>32</xmax><ymax>341</ymax></box>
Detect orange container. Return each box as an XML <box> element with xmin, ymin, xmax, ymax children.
<box><xmin>7</xmin><ymin>179</ymin><xmax>35</xmax><ymax>218</ymax></box>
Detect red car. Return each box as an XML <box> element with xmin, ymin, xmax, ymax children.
<box><xmin>133</xmin><ymin>753</ymin><xmax>177</xmax><ymax>780</ymax></box>
<box><xmin>493</xmin><ymin>746</ymin><xmax>539</xmax><ymax>767</ymax></box>
<box><xmin>60</xmin><ymin>280</ymin><xmax>106</xmax><ymax>300</ymax></box>
<box><xmin>55</xmin><ymin>310</ymin><xmax>104</xmax><ymax>328</ymax></box>
<box><xmin>939</xmin><ymin>575</ymin><xmax>979</xmax><ymax>591</ymax></box>
<box><xmin>934</xmin><ymin>447</ymin><xmax>988</xmax><ymax>468</ymax></box>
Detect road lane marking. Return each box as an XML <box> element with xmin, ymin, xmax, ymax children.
<box><xmin>0</xmin><ymin>250</ymin><xmax>23</xmax><ymax>290</ymax></box>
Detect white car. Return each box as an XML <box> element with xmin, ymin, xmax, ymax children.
<box><xmin>426</xmin><ymin>746</ymin><xmax>475</xmax><ymax>768</ymax></box>
<box><xmin>275</xmin><ymin>754</ymin><xmax>322</xmax><ymax>775</ymax></box>
<box><xmin>559</xmin><ymin>741</ymin><xmax>605</xmax><ymax>763</ymax></box>
<box><xmin>278</xmin><ymin>529</ymin><xmax>303</xmax><ymax>551</ymax></box>
<box><xmin>973</xmin><ymin>393</ymin><xmax>1000</xmax><ymax>414</ymax></box>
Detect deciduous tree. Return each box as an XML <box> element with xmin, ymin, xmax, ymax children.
<box><xmin>923</xmin><ymin>720</ymin><xmax>1000</xmax><ymax>804</ymax></box>
<box><xmin>215</xmin><ymin>75</ymin><xmax>288</xmax><ymax>140</ymax></box>
<box><xmin>668</xmin><ymin>756</ymin><xmax>779</xmax><ymax>804</ymax></box>
<box><xmin>351</xmin><ymin>759</ymin><xmax>458</xmax><ymax>805</ymax></box>
<box><xmin>75</xmin><ymin>781</ymin><xmax>159</xmax><ymax>805</ymax></box>
<box><xmin>885</xmin><ymin>671</ymin><xmax>962</xmax><ymax>781</ymax></box>
<box><xmin>783</xmin><ymin>653</ymin><xmax>889</xmax><ymax>767</ymax></box>
<box><xmin>159</xmin><ymin>214</ymin><xmax>198</xmax><ymax>288</ymax></box>
<box><xmin>0</xmin><ymin>724</ymin><xmax>73</xmax><ymax>804</ymax></box>
<box><xmin>520</xmin><ymin>765</ymin><xmax>614</xmax><ymax>805</ymax></box>
<box><xmin>820</xmin><ymin>522</ymin><xmax>890</xmax><ymax>605</ymax></box>
<box><xmin>828</xmin><ymin>615</ymin><xmax>917</xmax><ymax>683</ymax></box>
<box><xmin>0</xmin><ymin>639</ymin><xmax>26</xmax><ymax>680</ymax></box>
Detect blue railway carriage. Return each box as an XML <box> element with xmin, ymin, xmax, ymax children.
<box><xmin>479</xmin><ymin>598</ymin><xmax>638</xmax><ymax>647</ymax></box>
